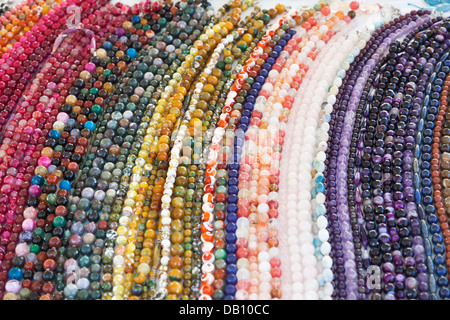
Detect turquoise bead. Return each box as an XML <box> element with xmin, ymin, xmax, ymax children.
<box><xmin>315</xmin><ymin>182</ymin><xmax>325</xmax><ymax>193</ymax></box>
<box><xmin>49</xmin><ymin>129</ymin><xmax>61</xmax><ymax>140</ymax></box>
<box><xmin>31</xmin><ymin>175</ymin><xmax>45</xmax><ymax>186</ymax></box>
<box><xmin>59</xmin><ymin>180</ymin><xmax>71</xmax><ymax>191</ymax></box>
<box><xmin>84</xmin><ymin>121</ymin><xmax>95</xmax><ymax>131</ymax></box>
<box><xmin>130</xmin><ymin>15</ymin><xmax>140</xmax><ymax>24</ymax></box>
<box><xmin>315</xmin><ymin>174</ymin><xmax>324</xmax><ymax>183</ymax></box>
<box><xmin>127</xmin><ymin>48</ymin><xmax>137</xmax><ymax>59</ymax></box>
<box><xmin>8</xmin><ymin>267</ymin><xmax>23</xmax><ymax>280</ymax></box>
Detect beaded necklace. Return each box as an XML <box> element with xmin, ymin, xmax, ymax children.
<box><xmin>330</xmin><ymin>11</ymin><xmax>432</xmax><ymax>300</ymax></box>
<box><xmin>221</xmin><ymin>5</ymin><xmax>295</xmax><ymax>300</ymax></box>
<box><xmin>280</xmin><ymin>5</ymin><xmax>384</xmax><ymax>300</ymax></box>
<box><xmin>13</xmin><ymin>2</ymin><xmax>153</xmax><ymax>300</ymax></box>
<box><xmin>436</xmin><ymin>68</ymin><xmax>450</xmax><ymax>286</ymax></box>
<box><xmin>0</xmin><ymin>0</ymin><xmax>109</xmax><ymax>133</ymax></box>
<box><xmin>62</xmin><ymin>1</ymin><xmax>215</xmax><ymax>300</ymax></box>
<box><xmin>343</xmin><ymin>28</ymin><xmax>394</xmax><ymax>300</ymax></box>
<box><xmin>61</xmin><ymin>2</ymin><xmax>190</xmax><ymax>301</ymax></box>
<box><xmin>357</xmin><ymin>14</ymin><xmax>443</xmax><ymax>299</ymax></box>
<box><xmin>117</xmin><ymin>2</ymin><xmax>254</xmax><ymax>300</ymax></box>
<box><xmin>1</xmin><ymin>0</ymin><xmax>450</xmax><ymax>301</ymax></box>
<box><xmin>0</xmin><ymin>0</ymin><xmax>62</xmax><ymax>57</ymax></box>
<box><xmin>1</xmin><ymin>29</ymin><xmax>97</xmax><ymax>301</ymax></box>
<box><xmin>198</xmin><ymin>7</ymin><xmax>301</xmax><ymax>302</ymax></box>
<box><xmin>151</xmin><ymin>8</ymin><xmax>246</xmax><ymax>300</ymax></box>
<box><xmin>163</xmin><ymin>4</ymin><xmax>277</xmax><ymax>301</ymax></box>
<box><xmin>98</xmin><ymin>0</ymin><xmax>215</xmax><ymax>300</ymax></box>
<box><xmin>109</xmin><ymin>0</ymin><xmax>226</xmax><ymax>300</ymax></box>
<box><xmin>235</xmin><ymin>2</ymin><xmax>359</xmax><ymax>301</ymax></box>
<box><xmin>208</xmin><ymin>9</ymin><xmax>292</xmax><ymax>301</ymax></box>
<box><xmin>2</xmin><ymin>4</ymin><xmax>128</xmax><ymax>300</ymax></box>
<box><xmin>347</xmin><ymin>16</ymin><xmax>414</xmax><ymax>297</ymax></box>
<box><xmin>343</xmin><ymin>19</ymin><xmax>400</xmax><ymax>300</ymax></box>
<box><xmin>414</xmin><ymin>51</ymin><xmax>450</xmax><ymax>299</ymax></box>
<box><xmin>163</xmin><ymin>4</ymin><xmax>278</xmax><ymax>301</ymax></box>
<box><xmin>327</xmin><ymin>11</ymin><xmax>429</xmax><ymax>299</ymax></box>
<box><xmin>123</xmin><ymin>1</ymin><xmax>244</xmax><ymax>299</ymax></box>
<box><xmin>209</xmin><ymin>7</ymin><xmax>274</xmax><ymax>300</ymax></box>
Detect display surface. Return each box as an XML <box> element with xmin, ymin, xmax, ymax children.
<box><xmin>0</xmin><ymin>0</ymin><xmax>449</xmax><ymax>301</ymax></box>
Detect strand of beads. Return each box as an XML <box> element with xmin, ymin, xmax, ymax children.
<box><xmin>175</xmin><ymin>3</ymin><xmax>262</xmax><ymax>299</ymax></box>
<box><xmin>35</xmin><ymin>5</ymin><xmax>153</xmax><ymax>301</ymax></box>
<box><xmin>109</xmin><ymin>0</ymin><xmax>220</xmax><ymax>300</ymax></box>
<box><xmin>348</xmin><ymin>15</ymin><xmax>428</xmax><ymax>298</ymax></box>
<box><xmin>60</xmin><ymin>2</ymin><xmax>185</xmax><ymax>302</ymax></box>
<box><xmin>233</xmin><ymin>6</ymin><xmax>317</xmax><ymax>301</ymax></box>
<box><xmin>95</xmin><ymin>2</ymin><xmax>211</xmax><ymax>301</ymax></box>
<box><xmin>414</xmin><ymin>52</ymin><xmax>450</xmax><ymax>299</ymax></box>
<box><xmin>328</xmin><ymin>11</ymin><xmax>429</xmax><ymax>299</ymax></box>
<box><xmin>201</xmin><ymin>7</ymin><xmax>297</xmax><ymax>300</ymax></box>
<box><xmin>14</xmin><ymin>3</ymin><xmax>149</xmax><ymax>300</ymax></box>
<box><xmin>119</xmin><ymin>2</ymin><xmax>245</xmax><ymax>300</ymax></box>
<box><xmin>127</xmin><ymin>2</ymin><xmax>218</xmax><ymax>300</ymax></box>
<box><xmin>234</xmin><ymin>14</ymin><xmax>323</xmax><ymax>301</ymax></box>
<box><xmin>0</xmin><ymin>0</ymin><xmax>61</xmax><ymax>57</ymax></box>
<box><xmin>166</xmin><ymin>7</ymin><xmax>271</xmax><ymax>300</ymax></box>
<box><xmin>0</xmin><ymin>29</ymin><xmax>97</xmax><ymax>301</ymax></box>
<box><xmin>160</xmin><ymin>4</ymin><xmax>268</xmax><ymax>300</ymax></box>
<box><xmin>238</xmin><ymin>2</ymin><xmax>358</xmax><ymax>301</ymax></box>
<box><xmin>0</xmin><ymin>0</ymin><xmax>108</xmax><ymax>132</ymax></box>
<box><xmin>357</xmin><ymin>13</ymin><xmax>440</xmax><ymax>299</ymax></box>
<box><xmin>280</xmin><ymin>5</ymin><xmax>381</xmax><ymax>300</ymax></box>
<box><xmin>106</xmin><ymin>1</ymin><xmax>227</xmax><ymax>297</ymax></box>
<box><xmin>343</xmin><ymin>8</ymin><xmax>407</xmax><ymax>300</ymax></box>
<box><xmin>152</xmin><ymin>4</ymin><xmax>246</xmax><ymax>299</ymax></box>
<box><xmin>210</xmin><ymin>7</ymin><xmax>274</xmax><ymax>301</ymax></box>
<box><xmin>330</xmin><ymin>7</ymin><xmax>422</xmax><ymax>300</ymax></box>
<box><xmin>136</xmin><ymin>2</ymin><xmax>228</xmax><ymax>300</ymax></box>
<box><xmin>0</xmin><ymin>2</ymin><xmax>120</xmax><ymax>238</ymax></box>
<box><xmin>196</xmin><ymin>7</ymin><xmax>276</xmax><ymax>299</ymax></box>
<box><xmin>278</xmin><ymin>13</ymin><xmax>356</xmax><ymax>300</ymax></box>
<box><xmin>343</xmin><ymin>23</ymin><xmax>394</xmax><ymax>300</ymax></box>
<box><xmin>139</xmin><ymin>6</ymin><xmax>244</xmax><ymax>298</ymax></box>
<box><xmin>200</xmin><ymin>8</ymin><xmax>286</xmax><ymax>302</ymax></box>
<box><xmin>67</xmin><ymin>1</ymin><xmax>210</xmax><ymax>300</ymax></box>
<box><xmin>309</xmin><ymin>7</ymin><xmax>391</xmax><ymax>300</ymax></box>
<box><xmin>386</xmin><ymin>16</ymin><xmax>447</xmax><ymax>300</ymax></box>
<box><xmin>220</xmin><ymin>10</ymin><xmax>294</xmax><ymax>301</ymax></box>
<box><xmin>1</xmin><ymin>2</ymin><xmax>130</xmax><ymax>300</ymax></box>
<box><xmin>98</xmin><ymin>0</ymin><xmax>215</xmax><ymax>300</ymax></box>
<box><xmin>235</xmin><ymin>4</ymin><xmax>333</xmax><ymax>301</ymax></box>
<box><xmin>2</xmin><ymin>0</ymin><xmax>450</xmax><ymax>301</ymax></box>
<box><xmin>147</xmin><ymin>6</ymin><xmax>248</xmax><ymax>300</ymax></box>
<box><xmin>437</xmin><ymin>72</ymin><xmax>450</xmax><ymax>283</ymax></box>
<box><xmin>96</xmin><ymin>0</ymin><xmax>216</xmax><ymax>301</ymax></box>
<box><xmin>108</xmin><ymin>1</ymin><xmax>218</xmax><ymax>300</ymax></box>
<box><xmin>163</xmin><ymin>4</ymin><xmax>273</xmax><ymax>301</ymax></box>
<box><xmin>385</xmin><ymin>18</ymin><xmax>447</xmax><ymax>300</ymax></box>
